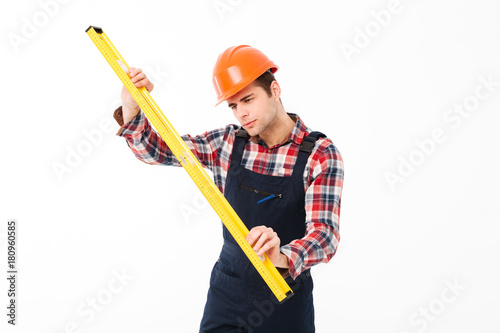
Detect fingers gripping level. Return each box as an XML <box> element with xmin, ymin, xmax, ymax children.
<box><xmin>85</xmin><ymin>26</ymin><xmax>293</xmax><ymax>303</ymax></box>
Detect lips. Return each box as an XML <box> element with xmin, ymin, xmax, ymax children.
<box><xmin>244</xmin><ymin>120</ymin><xmax>256</xmax><ymax>127</ymax></box>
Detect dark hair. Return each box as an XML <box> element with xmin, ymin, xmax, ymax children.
<box><xmin>252</xmin><ymin>69</ymin><xmax>277</xmax><ymax>97</ymax></box>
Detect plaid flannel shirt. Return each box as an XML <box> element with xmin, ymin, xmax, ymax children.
<box><xmin>113</xmin><ymin>107</ymin><xmax>344</xmax><ymax>279</ymax></box>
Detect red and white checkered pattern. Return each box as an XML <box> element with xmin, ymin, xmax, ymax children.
<box><xmin>116</xmin><ymin>109</ymin><xmax>344</xmax><ymax>279</ymax></box>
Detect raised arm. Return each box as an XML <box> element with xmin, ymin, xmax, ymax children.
<box><xmin>114</xmin><ymin>67</ymin><xmax>227</xmax><ymax>170</ymax></box>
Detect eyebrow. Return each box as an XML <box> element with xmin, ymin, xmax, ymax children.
<box><xmin>228</xmin><ymin>93</ymin><xmax>254</xmax><ymax>108</ymax></box>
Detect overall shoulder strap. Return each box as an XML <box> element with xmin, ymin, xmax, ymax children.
<box><xmin>292</xmin><ymin>131</ymin><xmax>326</xmax><ymax>178</ymax></box>
<box><xmin>229</xmin><ymin>128</ymin><xmax>249</xmax><ymax>168</ymax></box>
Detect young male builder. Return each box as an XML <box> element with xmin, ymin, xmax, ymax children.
<box><xmin>113</xmin><ymin>45</ymin><xmax>344</xmax><ymax>333</ymax></box>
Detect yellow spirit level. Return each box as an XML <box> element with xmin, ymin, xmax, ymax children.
<box><xmin>85</xmin><ymin>26</ymin><xmax>293</xmax><ymax>302</ymax></box>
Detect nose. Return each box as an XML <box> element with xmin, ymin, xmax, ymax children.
<box><xmin>234</xmin><ymin>104</ymin><xmax>250</xmax><ymax>120</ymax></box>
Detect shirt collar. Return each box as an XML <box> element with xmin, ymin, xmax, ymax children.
<box><xmin>249</xmin><ymin>113</ymin><xmax>308</xmax><ymax>148</ymax></box>
<box><xmin>287</xmin><ymin>113</ymin><xmax>308</xmax><ymax>145</ymax></box>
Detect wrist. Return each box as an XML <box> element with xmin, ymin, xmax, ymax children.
<box><xmin>122</xmin><ymin>105</ymin><xmax>140</xmax><ymax>124</ymax></box>
<box><xmin>276</xmin><ymin>253</ymin><xmax>290</xmax><ymax>278</ymax></box>
<box><xmin>276</xmin><ymin>252</ymin><xmax>289</xmax><ymax>269</ymax></box>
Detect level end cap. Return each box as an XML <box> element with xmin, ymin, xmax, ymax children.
<box><xmin>279</xmin><ymin>290</ymin><xmax>294</xmax><ymax>304</ymax></box>
<box><xmin>85</xmin><ymin>26</ymin><xmax>103</xmax><ymax>34</ymax></box>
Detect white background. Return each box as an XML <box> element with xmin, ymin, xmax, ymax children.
<box><xmin>1</xmin><ymin>0</ymin><xmax>499</xmax><ymax>332</ymax></box>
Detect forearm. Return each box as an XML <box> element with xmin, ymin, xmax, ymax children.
<box><xmin>114</xmin><ymin>106</ymin><xmax>180</xmax><ymax>166</ymax></box>
<box><xmin>280</xmin><ymin>222</ymin><xmax>339</xmax><ymax>278</ymax></box>
<box><xmin>113</xmin><ymin>106</ymin><xmax>230</xmax><ymax>170</ymax></box>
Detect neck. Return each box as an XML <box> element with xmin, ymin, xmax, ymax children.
<box><xmin>259</xmin><ymin>106</ymin><xmax>295</xmax><ymax>147</ymax></box>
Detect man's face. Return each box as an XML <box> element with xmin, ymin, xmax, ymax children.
<box><xmin>226</xmin><ymin>82</ymin><xmax>278</xmax><ymax>137</ymax></box>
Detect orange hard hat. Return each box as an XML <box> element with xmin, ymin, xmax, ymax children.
<box><xmin>212</xmin><ymin>45</ymin><xmax>278</xmax><ymax>106</ymax></box>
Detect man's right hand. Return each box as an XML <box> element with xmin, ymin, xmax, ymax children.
<box><xmin>121</xmin><ymin>67</ymin><xmax>154</xmax><ymax>124</ymax></box>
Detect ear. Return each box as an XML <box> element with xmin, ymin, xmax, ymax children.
<box><xmin>270</xmin><ymin>80</ymin><xmax>281</xmax><ymax>103</ymax></box>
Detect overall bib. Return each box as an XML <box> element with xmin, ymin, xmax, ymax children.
<box><xmin>200</xmin><ymin>130</ymin><xmax>325</xmax><ymax>333</ymax></box>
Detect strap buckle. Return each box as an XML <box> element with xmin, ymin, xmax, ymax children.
<box><xmin>299</xmin><ymin>131</ymin><xmax>326</xmax><ymax>153</ymax></box>
<box><xmin>299</xmin><ymin>137</ymin><xmax>316</xmax><ymax>153</ymax></box>
<box><xmin>236</xmin><ymin>129</ymin><xmax>249</xmax><ymax>138</ymax></box>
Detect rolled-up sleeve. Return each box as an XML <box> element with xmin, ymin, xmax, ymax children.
<box><xmin>113</xmin><ymin>106</ymin><xmax>228</xmax><ymax>170</ymax></box>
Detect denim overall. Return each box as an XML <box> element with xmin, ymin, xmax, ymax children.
<box><xmin>200</xmin><ymin>129</ymin><xmax>325</xmax><ymax>333</ymax></box>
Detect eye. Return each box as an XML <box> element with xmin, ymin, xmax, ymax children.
<box><xmin>244</xmin><ymin>98</ymin><xmax>252</xmax><ymax>103</ymax></box>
